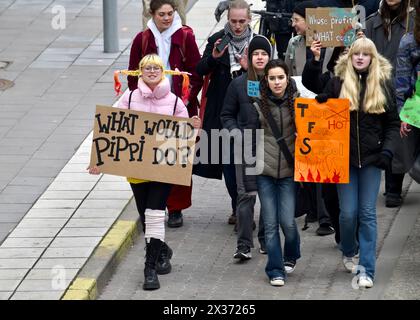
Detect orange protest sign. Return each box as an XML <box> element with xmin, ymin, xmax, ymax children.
<box><xmin>294</xmin><ymin>98</ymin><xmax>350</xmax><ymax>184</ymax></box>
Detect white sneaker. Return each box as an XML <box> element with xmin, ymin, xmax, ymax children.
<box><xmin>358</xmin><ymin>274</ymin><xmax>373</xmax><ymax>288</ymax></box>
<box><xmin>259</xmin><ymin>247</ymin><xmax>267</xmax><ymax>254</ymax></box>
<box><xmin>284</xmin><ymin>261</ymin><xmax>296</xmax><ymax>274</ymax></box>
<box><xmin>342</xmin><ymin>256</ymin><xmax>357</xmax><ymax>273</ymax></box>
<box><xmin>270</xmin><ymin>277</ymin><xmax>285</xmax><ymax>286</ymax></box>
<box><xmin>233</xmin><ymin>246</ymin><xmax>252</xmax><ymax>260</ymax></box>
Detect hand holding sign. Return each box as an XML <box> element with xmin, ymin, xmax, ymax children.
<box><xmin>87</xmin><ymin>165</ymin><xmax>101</xmax><ymax>175</ymax></box>
<box><xmin>400</xmin><ymin>122</ymin><xmax>412</xmax><ymax>138</ymax></box>
<box><xmin>191</xmin><ymin>115</ymin><xmax>201</xmax><ymax>129</ymax></box>
<box><xmin>399</xmin><ymin>75</ymin><xmax>420</xmax><ymax>129</ymax></box>
<box><xmin>310</xmin><ymin>39</ymin><xmax>322</xmax><ymax>61</ymax></box>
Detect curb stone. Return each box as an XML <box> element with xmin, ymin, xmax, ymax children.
<box><xmin>61</xmin><ymin>199</ymin><xmax>140</xmax><ymax>300</ymax></box>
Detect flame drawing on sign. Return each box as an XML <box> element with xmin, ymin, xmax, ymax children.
<box><xmin>299</xmin><ymin>169</ymin><xmax>343</xmax><ymax>183</ymax></box>
<box><xmin>332</xmin><ymin>170</ymin><xmax>341</xmax><ymax>183</ymax></box>
<box><xmin>307</xmin><ymin>169</ymin><xmax>314</xmax><ymax>182</ymax></box>
<box><xmin>316</xmin><ymin>170</ymin><xmax>321</xmax><ymax>182</ymax></box>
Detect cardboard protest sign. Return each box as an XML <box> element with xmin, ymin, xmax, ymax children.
<box><xmin>291</xmin><ymin>76</ymin><xmax>316</xmax><ymax>98</ymax></box>
<box><xmin>399</xmin><ymin>75</ymin><xmax>420</xmax><ymax>129</ymax></box>
<box><xmin>89</xmin><ymin>105</ymin><xmax>197</xmax><ymax>186</ymax></box>
<box><xmin>306</xmin><ymin>7</ymin><xmax>357</xmax><ymax>47</ymax></box>
<box><xmin>294</xmin><ymin>98</ymin><xmax>350</xmax><ymax>183</ymax></box>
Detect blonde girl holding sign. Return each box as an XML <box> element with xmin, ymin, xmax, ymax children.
<box><xmin>89</xmin><ymin>54</ymin><xmax>200</xmax><ymax>291</ymax></box>
<box><xmin>318</xmin><ymin>38</ymin><xmax>400</xmax><ymax>288</ymax></box>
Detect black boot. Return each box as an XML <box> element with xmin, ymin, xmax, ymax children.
<box><xmin>156</xmin><ymin>242</ymin><xmax>173</xmax><ymax>275</ymax></box>
<box><xmin>143</xmin><ymin>238</ymin><xmax>162</xmax><ymax>290</ymax></box>
<box><xmin>167</xmin><ymin>211</ymin><xmax>183</xmax><ymax>228</ymax></box>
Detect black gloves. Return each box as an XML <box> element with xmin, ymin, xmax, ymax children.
<box><xmin>214</xmin><ymin>1</ymin><xmax>230</xmax><ymax>22</ymax></box>
<box><xmin>375</xmin><ymin>150</ymin><xmax>393</xmax><ymax>170</ymax></box>
<box><xmin>315</xmin><ymin>93</ymin><xmax>329</xmax><ymax>103</ymax></box>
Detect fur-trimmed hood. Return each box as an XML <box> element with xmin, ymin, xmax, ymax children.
<box><xmin>334</xmin><ymin>52</ymin><xmax>393</xmax><ymax>82</ymax></box>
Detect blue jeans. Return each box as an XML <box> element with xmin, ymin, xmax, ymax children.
<box><xmin>257</xmin><ymin>175</ymin><xmax>300</xmax><ymax>280</ymax></box>
<box><xmin>337</xmin><ymin>165</ymin><xmax>381</xmax><ymax>279</ymax></box>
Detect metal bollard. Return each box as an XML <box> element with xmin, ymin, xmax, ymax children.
<box><xmin>103</xmin><ymin>0</ymin><xmax>119</xmax><ymax>53</ymax></box>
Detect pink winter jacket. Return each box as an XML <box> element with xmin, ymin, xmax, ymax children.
<box><xmin>118</xmin><ymin>77</ymin><xmax>189</xmax><ymax>184</ymax></box>
<box><xmin>118</xmin><ymin>77</ymin><xmax>188</xmax><ymax>118</ymax></box>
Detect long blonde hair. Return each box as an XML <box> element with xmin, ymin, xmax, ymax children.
<box><xmin>336</xmin><ymin>38</ymin><xmax>391</xmax><ymax>114</ymax></box>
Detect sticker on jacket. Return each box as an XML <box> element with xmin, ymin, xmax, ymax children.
<box><xmin>247</xmin><ymin>80</ymin><xmax>260</xmax><ymax>98</ymax></box>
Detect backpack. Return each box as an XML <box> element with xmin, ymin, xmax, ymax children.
<box><xmin>141</xmin><ymin>25</ymin><xmax>194</xmax><ymax>63</ymax></box>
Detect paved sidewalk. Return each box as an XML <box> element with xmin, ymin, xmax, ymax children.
<box><xmin>0</xmin><ymin>0</ymin><xmax>139</xmax><ymax>243</ymax></box>
<box><xmin>0</xmin><ymin>0</ymin><xmax>143</xmax><ymax>300</ymax></box>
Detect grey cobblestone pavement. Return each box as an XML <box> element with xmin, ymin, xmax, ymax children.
<box><xmin>99</xmin><ymin>175</ymin><xmax>419</xmax><ymax>300</ymax></box>
<box><xmin>383</xmin><ymin>182</ymin><xmax>420</xmax><ymax>300</ymax></box>
<box><xmin>1</xmin><ymin>0</ymin><xmax>419</xmax><ymax>301</ymax></box>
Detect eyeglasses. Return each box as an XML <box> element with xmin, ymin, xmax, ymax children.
<box><xmin>142</xmin><ymin>66</ymin><xmax>161</xmax><ymax>72</ymax></box>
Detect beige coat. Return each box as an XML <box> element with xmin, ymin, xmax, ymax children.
<box><xmin>285</xmin><ymin>35</ymin><xmax>333</xmax><ymax>77</ymax></box>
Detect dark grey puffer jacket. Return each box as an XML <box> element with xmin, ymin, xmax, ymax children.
<box><xmin>254</xmin><ymin>92</ymin><xmax>297</xmax><ymax>179</ymax></box>
<box><xmin>220</xmin><ymin>73</ymin><xmax>260</xmax><ymax>193</ymax></box>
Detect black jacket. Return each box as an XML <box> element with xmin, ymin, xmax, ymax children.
<box><xmin>302</xmin><ymin>45</ymin><xmax>347</xmax><ymax>94</ymax></box>
<box><xmin>196</xmin><ymin>30</ymin><xmax>233</xmax><ymax>111</ymax></box>
<box><xmin>220</xmin><ymin>73</ymin><xmax>260</xmax><ymax>192</ymax></box>
<box><xmin>365</xmin><ymin>9</ymin><xmax>415</xmax><ymax>76</ymax></box>
<box><xmin>302</xmin><ymin>58</ymin><xmax>334</xmax><ymax>94</ymax></box>
<box><xmin>193</xmin><ymin>29</ymin><xmax>247</xmax><ymax>179</ymax></box>
<box><xmin>323</xmin><ymin>73</ymin><xmax>400</xmax><ymax>169</ymax></box>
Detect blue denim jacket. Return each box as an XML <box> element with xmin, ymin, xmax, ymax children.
<box><xmin>395</xmin><ymin>33</ymin><xmax>420</xmax><ymax>112</ymax></box>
